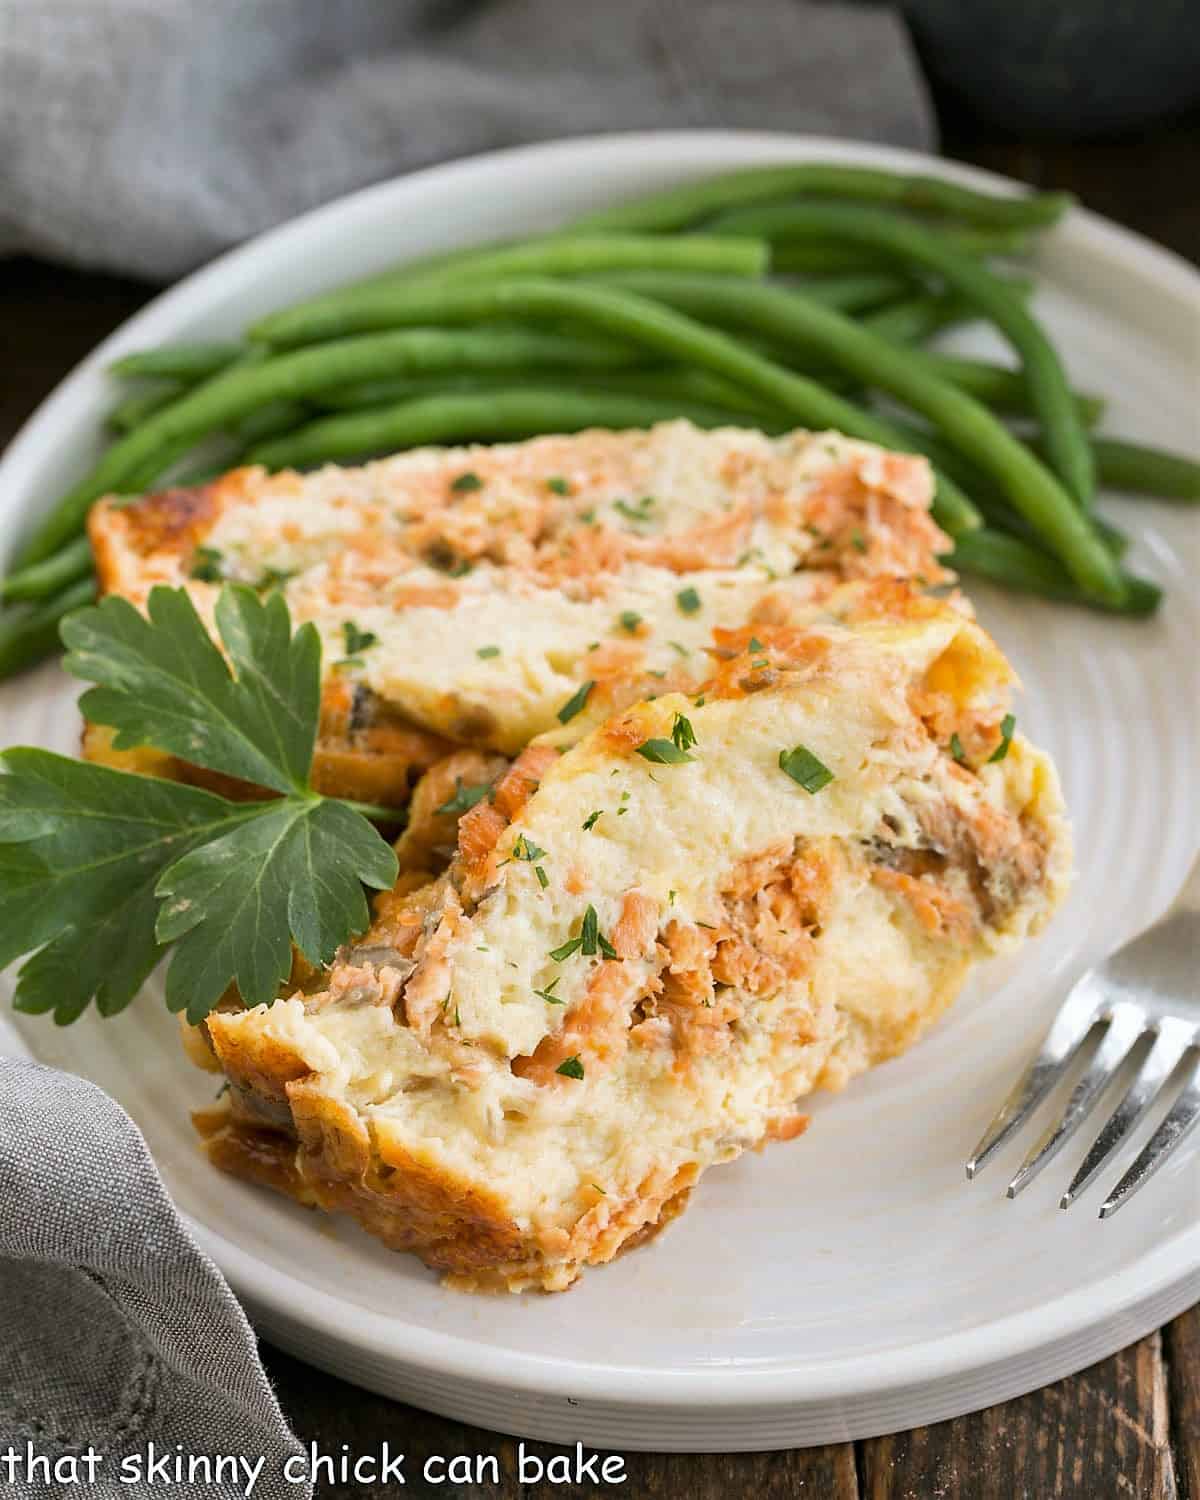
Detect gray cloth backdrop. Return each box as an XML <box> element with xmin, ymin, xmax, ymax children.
<box><xmin>0</xmin><ymin>3</ymin><xmax>930</xmax><ymax>1495</ymax></box>
<box><xmin>0</xmin><ymin>0</ymin><xmax>933</xmax><ymax>281</ymax></box>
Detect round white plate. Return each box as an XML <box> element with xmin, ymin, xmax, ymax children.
<box><xmin>2</xmin><ymin>132</ymin><xmax>1198</xmax><ymax>1452</ymax></box>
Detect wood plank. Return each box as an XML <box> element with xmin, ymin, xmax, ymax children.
<box><xmin>858</xmin><ymin>1332</ymin><xmax>1177</xmax><ymax>1500</ymax></box>
<box><xmin>1165</xmin><ymin>1303</ymin><xmax>1200</xmax><ymax>1499</ymax></box>
<box><xmin>260</xmin><ymin>1342</ymin><xmax>858</xmax><ymax>1499</ymax></box>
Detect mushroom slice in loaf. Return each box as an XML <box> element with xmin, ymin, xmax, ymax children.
<box><xmin>85</xmin><ymin>421</ymin><xmax>951</xmax><ymax>778</ymax></box>
<box><xmin>199</xmin><ymin>591</ymin><xmax>1069</xmax><ymax>1291</ymax></box>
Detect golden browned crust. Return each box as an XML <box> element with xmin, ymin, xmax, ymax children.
<box><xmin>199</xmin><ymin>1005</ymin><xmax>703</xmax><ymax>1290</ymax></box>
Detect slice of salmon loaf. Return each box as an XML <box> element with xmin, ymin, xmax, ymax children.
<box><xmin>200</xmin><ymin>597</ymin><xmax>1070</xmax><ymax>1292</ymax></box>
<box><xmin>85</xmin><ymin>422</ymin><xmax>951</xmax><ymax>791</ymax></box>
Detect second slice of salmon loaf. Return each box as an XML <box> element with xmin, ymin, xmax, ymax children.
<box><xmin>198</xmin><ymin>588</ymin><xmax>1070</xmax><ymax>1291</ymax></box>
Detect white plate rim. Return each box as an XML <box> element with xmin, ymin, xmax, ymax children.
<box><xmin>2</xmin><ymin>128</ymin><xmax>1197</xmax><ymax>1418</ymax></box>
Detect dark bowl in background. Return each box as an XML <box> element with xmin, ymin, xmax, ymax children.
<box><xmin>901</xmin><ymin>0</ymin><xmax>1200</xmax><ymax>136</ymax></box>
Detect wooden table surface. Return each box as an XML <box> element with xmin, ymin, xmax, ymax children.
<box><xmin>2</xmin><ymin>108</ymin><xmax>1197</xmax><ymax>1499</ymax></box>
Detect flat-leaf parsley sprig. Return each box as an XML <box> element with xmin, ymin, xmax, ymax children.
<box><xmin>0</xmin><ymin>585</ymin><xmax>399</xmax><ymax>1026</ymax></box>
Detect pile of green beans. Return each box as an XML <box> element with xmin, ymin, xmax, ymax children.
<box><xmin>2</xmin><ymin>163</ymin><xmax>1196</xmax><ymax>679</ymax></box>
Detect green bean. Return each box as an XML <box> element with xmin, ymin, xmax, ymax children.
<box><xmin>1092</xmin><ymin>438</ymin><xmax>1200</xmax><ymax>502</ymax></box>
<box><xmin>109</xmin><ymin>343</ymin><xmax>246</xmax><ymax>381</ymax></box>
<box><xmin>246</xmin><ymin>390</ymin><xmax>761</xmax><ymax>471</ymax></box>
<box><xmin>231</xmin><ymin>400</ymin><xmax>312</xmax><ymax>444</ymax></box>
<box><xmin>16</xmin><ymin>328</ymin><xmax>646</xmax><ymax>566</ymax></box>
<box><xmin>861</xmin><ymin>294</ymin><xmax>973</xmax><ymax>344</ymax></box>
<box><xmin>255</xmin><ymin>235</ymin><xmax>769</xmax><ymax>348</ymax></box>
<box><xmin>0</xmin><ymin>576</ymin><xmax>97</xmax><ymax>680</ymax></box>
<box><xmin>569</xmin><ymin>165</ymin><xmax>1072</xmax><ymax>234</ymax></box>
<box><xmin>317</xmin><ymin>367</ymin><xmax>775</xmax><ymax>417</ymax></box>
<box><xmin>948</xmin><ymin>531</ymin><xmax>1159</xmax><ymax>616</ymax></box>
<box><xmin>772</xmin><ymin>225</ymin><xmax>1032</xmax><ymax>277</ymax></box>
<box><xmin>248</xmin><ymin>275</ymin><xmax>980</xmax><ymax>533</ymax></box>
<box><xmin>915</xmin><ymin>352</ymin><xmax>1105</xmax><ymax>426</ymax></box>
<box><xmin>789</xmin><ymin>272</ymin><xmax>911</xmax><ymax>313</ymax></box>
<box><xmin>0</xmin><ymin>536</ymin><xmax>95</xmax><ymax>603</ymax></box>
<box><xmin>422</xmin><ymin>233</ymin><xmax>770</xmax><ymax>284</ymax></box>
<box><xmin>706</xmin><ymin>201</ymin><xmax>1094</xmax><ymax>507</ymax></box>
<box><xmin>585</xmin><ymin>272</ymin><xmax>1120</xmax><ymax>600</ymax></box>
<box><xmin>108</xmin><ymin>382</ymin><xmax>185</xmax><ymax>433</ymax></box>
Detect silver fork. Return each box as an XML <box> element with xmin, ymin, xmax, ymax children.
<box><xmin>967</xmin><ymin>850</ymin><xmax>1200</xmax><ymax>1217</ymax></box>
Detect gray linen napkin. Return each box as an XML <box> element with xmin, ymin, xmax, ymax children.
<box><xmin>0</xmin><ymin>3</ymin><xmax>932</xmax><ymax>1491</ymax></box>
<box><xmin>0</xmin><ymin>1057</ymin><xmax>308</xmax><ymax>1499</ymax></box>
<box><xmin>0</xmin><ymin>0</ymin><xmax>933</xmax><ymax>281</ymax></box>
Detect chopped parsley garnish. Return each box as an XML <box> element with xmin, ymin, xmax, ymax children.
<box><xmin>556</xmin><ymin>1055</ymin><xmax>585</xmax><ymax>1080</ymax></box>
<box><xmin>579</xmin><ymin>508</ymin><xmax>596</xmax><ymax>524</ymax></box>
<box><xmin>342</xmin><ymin>621</ymin><xmax>378</xmax><ymax>656</ymax></box>
<box><xmin>256</xmin><ymin>566</ymin><xmax>295</xmax><ymax>594</ymax></box>
<box><xmin>509</xmin><ymin>833</ymin><xmax>546</xmax><ymax>864</ymax></box>
<box><xmin>476</xmin><ymin>645</ymin><xmax>501</xmax><ymax>659</ymax></box>
<box><xmin>949</xmin><ymin>732</ymin><xmax>967</xmax><ymax>764</ymax></box>
<box><xmin>670</xmin><ymin>712</ymin><xmax>696</xmax><ymax>753</ymax></box>
<box><xmin>188</xmin><ymin>546</ymin><xmax>225</xmax><ymax>583</ymax></box>
<box><xmin>618</xmin><ymin>610</ymin><xmax>642</xmax><ymax>633</ymax></box>
<box><xmin>435</xmin><ymin>779</ymin><xmax>491</xmax><ymax>817</ymax></box>
<box><xmin>676</xmin><ymin>586</ymin><xmax>702</xmax><ymax>615</ymax></box>
<box><xmin>636</xmin><ymin>715</ymin><xmax>695</xmax><ymax>765</ymax></box>
<box><xmin>778</xmin><ymin>745</ymin><xmax>835</xmax><ymax>794</ymax></box>
<box><xmin>545</xmin><ymin>476</ymin><xmax>571</xmax><ymax>496</ymax></box>
<box><xmin>850</xmin><ymin>530</ymin><xmax>867</xmax><ymax>553</ymax></box>
<box><xmin>613</xmin><ymin>495</ymin><xmax>655</xmax><ymax>524</ymax></box>
<box><xmin>550</xmin><ymin>904</ymin><xmax>616</xmax><ymax>964</ymax></box>
<box><xmin>535</xmin><ymin>865</ymin><xmax>549</xmax><ymax>889</ymax></box>
<box><xmin>580</xmin><ymin>904</ymin><xmax>601</xmax><ymax>955</ymax></box>
<box><xmin>556</xmin><ymin>679</ymin><xmax>594</xmax><ymax>724</ymax></box>
<box><xmin>668</xmin><ymin>640</ymin><xmax>689</xmax><ymax>657</ymax></box>
<box><xmin>582</xmin><ymin>810</ymin><xmax>602</xmax><ymax>831</ymax></box>
<box><xmin>450</xmin><ymin>470</ymin><xmax>483</xmax><ymax>493</ymax></box>
<box><xmin>988</xmin><ymin>713</ymin><xmax>1016</xmax><ymax>763</ymax></box>
<box><xmin>748</xmin><ymin>636</ymin><xmax>765</xmax><ymax>653</ymax></box>
<box><xmin>535</xmin><ymin>977</ymin><xmax>564</xmax><ymax>1004</ymax></box>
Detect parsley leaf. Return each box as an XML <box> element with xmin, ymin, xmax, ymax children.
<box><xmin>450</xmin><ymin>470</ymin><xmax>483</xmax><ymax>492</ymax></box>
<box><xmin>435</xmin><ymin>779</ymin><xmax>491</xmax><ymax>817</ymax></box>
<box><xmin>676</xmin><ymin>586</ymin><xmax>701</xmax><ymax>615</ymax></box>
<box><xmin>988</xmin><ymin>713</ymin><xmax>1016</xmax><ymax>763</ymax></box>
<box><xmin>545</xmin><ymin>476</ymin><xmax>571</xmax><ymax>496</ymax></box>
<box><xmin>156</xmin><ymin>797</ymin><xmax>396</xmax><ymax>1022</ymax></box>
<box><xmin>0</xmin><ymin>751</ymin><xmax>247</xmax><ymax>1024</ymax></box>
<box><xmin>476</xmin><ymin>645</ymin><xmax>500</xmax><ymax>659</ymax></box>
<box><xmin>949</xmin><ymin>732</ymin><xmax>967</xmax><ymax>764</ymax></box>
<box><xmin>582</xmin><ymin>810</ymin><xmax>602</xmax><ymax>831</ymax></box>
<box><xmin>778</xmin><ymin>745</ymin><xmax>835</xmax><ymax>794</ymax></box>
<box><xmin>62</xmin><ymin>586</ymin><xmax>320</xmax><ymax>796</ymax></box>
<box><xmin>618</xmin><ymin>610</ymin><xmax>642</xmax><ymax>633</ymax></box>
<box><xmin>556</xmin><ymin>1055</ymin><xmax>585</xmax><ymax>1080</ymax></box>
<box><xmin>1</xmin><ymin>585</ymin><xmax>399</xmax><ymax>1025</ymax></box>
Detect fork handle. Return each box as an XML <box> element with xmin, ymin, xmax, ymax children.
<box><xmin>1167</xmin><ymin>847</ymin><xmax>1200</xmax><ymax>917</ymax></box>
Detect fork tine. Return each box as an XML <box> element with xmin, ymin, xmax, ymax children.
<box><xmin>966</xmin><ymin>987</ymin><xmax>1100</xmax><ymax>1180</ymax></box>
<box><xmin>1060</xmin><ymin>1024</ymin><xmax>1194</xmax><ymax>1208</ymax></box>
<box><xmin>1099</xmin><ymin>1051</ymin><xmax>1200</xmax><ymax>1219</ymax></box>
<box><xmin>1007</xmin><ymin>1004</ymin><xmax>1145</xmax><ymax>1198</ymax></box>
